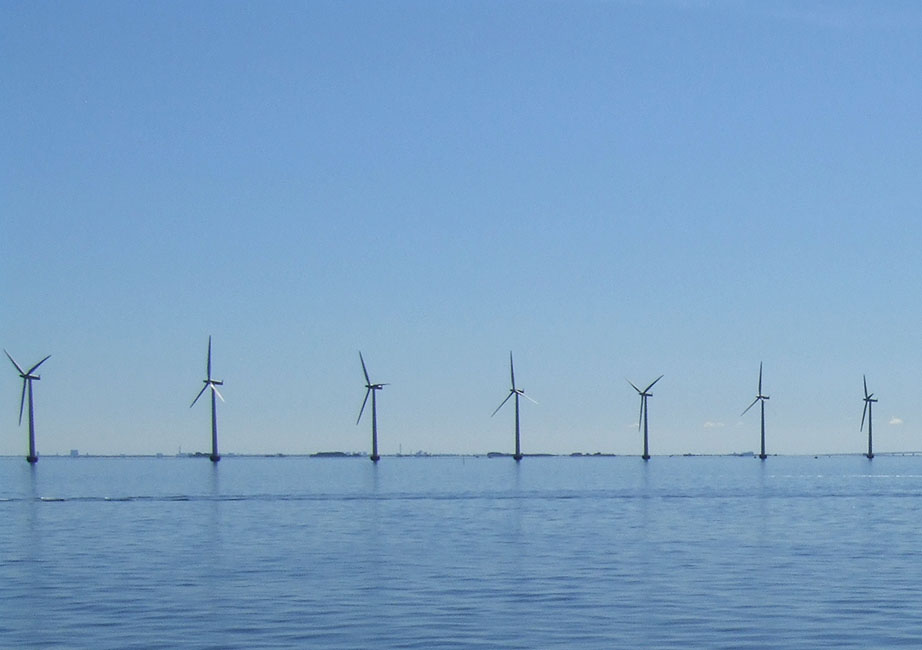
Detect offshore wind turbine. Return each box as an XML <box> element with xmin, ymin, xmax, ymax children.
<box><xmin>5</xmin><ymin>350</ymin><xmax>50</xmax><ymax>464</ymax></box>
<box><xmin>357</xmin><ymin>352</ymin><xmax>387</xmax><ymax>462</ymax></box>
<box><xmin>861</xmin><ymin>374</ymin><xmax>877</xmax><ymax>460</ymax></box>
<box><xmin>741</xmin><ymin>362</ymin><xmax>770</xmax><ymax>460</ymax></box>
<box><xmin>190</xmin><ymin>336</ymin><xmax>224</xmax><ymax>463</ymax></box>
<box><xmin>628</xmin><ymin>375</ymin><xmax>662</xmax><ymax>461</ymax></box>
<box><xmin>491</xmin><ymin>352</ymin><xmax>536</xmax><ymax>461</ymax></box>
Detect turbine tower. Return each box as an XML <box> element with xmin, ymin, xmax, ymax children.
<box><xmin>628</xmin><ymin>375</ymin><xmax>663</xmax><ymax>461</ymax></box>
<box><xmin>190</xmin><ymin>336</ymin><xmax>224</xmax><ymax>463</ymax></box>
<box><xmin>491</xmin><ymin>352</ymin><xmax>536</xmax><ymax>461</ymax></box>
<box><xmin>861</xmin><ymin>374</ymin><xmax>877</xmax><ymax>460</ymax></box>
<box><xmin>741</xmin><ymin>362</ymin><xmax>770</xmax><ymax>460</ymax></box>
<box><xmin>5</xmin><ymin>350</ymin><xmax>50</xmax><ymax>464</ymax></box>
<box><xmin>357</xmin><ymin>352</ymin><xmax>387</xmax><ymax>462</ymax></box>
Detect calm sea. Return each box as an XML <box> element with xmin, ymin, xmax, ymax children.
<box><xmin>2</xmin><ymin>455</ymin><xmax>922</xmax><ymax>648</ymax></box>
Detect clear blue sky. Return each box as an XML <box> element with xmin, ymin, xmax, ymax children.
<box><xmin>3</xmin><ymin>1</ymin><xmax>922</xmax><ymax>457</ymax></box>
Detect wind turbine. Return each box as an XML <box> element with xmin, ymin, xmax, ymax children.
<box><xmin>861</xmin><ymin>374</ymin><xmax>877</xmax><ymax>460</ymax></box>
<box><xmin>741</xmin><ymin>362</ymin><xmax>769</xmax><ymax>460</ymax></box>
<box><xmin>491</xmin><ymin>352</ymin><xmax>536</xmax><ymax>461</ymax></box>
<box><xmin>628</xmin><ymin>375</ymin><xmax>662</xmax><ymax>460</ymax></box>
<box><xmin>190</xmin><ymin>336</ymin><xmax>223</xmax><ymax>462</ymax></box>
<box><xmin>5</xmin><ymin>350</ymin><xmax>50</xmax><ymax>464</ymax></box>
<box><xmin>357</xmin><ymin>352</ymin><xmax>387</xmax><ymax>462</ymax></box>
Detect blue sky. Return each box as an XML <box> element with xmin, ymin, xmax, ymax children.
<box><xmin>3</xmin><ymin>0</ymin><xmax>922</xmax><ymax>457</ymax></box>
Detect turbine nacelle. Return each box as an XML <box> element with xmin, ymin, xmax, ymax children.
<box><xmin>741</xmin><ymin>394</ymin><xmax>769</xmax><ymax>416</ymax></box>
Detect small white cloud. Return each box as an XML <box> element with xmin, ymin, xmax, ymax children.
<box><xmin>890</xmin><ymin>417</ymin><xmax>904</xmax><ymax>425</ymax></box>
<box><xmin>703</xmin><ymin>421</ymin><xmax>725</xmax><ymax>429</ymax></box>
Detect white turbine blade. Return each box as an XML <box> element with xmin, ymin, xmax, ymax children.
<box><xmin>638</xmin><ymin>397</ymin><xmax>645</xmax><ymax>430</ymax></box>
<box><xmin>509</xmin><ymin>352</ymin><xmax>516</xmax><ymax>390</ymax></box>
<box><xmin>758</xmin><ymin>362</ymin><xmax>763</xmax><ymax>394</ymax></box>
<box><xmin>627</xmin><ymin>379</ymin><xmax>642</xmax><ymax>394</ymax></box>
<box><xmin>741</xmin><ymin>397</ymin><xmax>759</xmax><ymax>416</ymax></box>
<box><xmin>211</xmin><ymin>384</ymin><xmax>225</xmax><ymax>402</ymax></box>
<box><xmin>27</xmin><ymin>354</ymin><xmax>51</xmax><ymax>376</ymax></box>
<box><xmin>863</xmin><ymin>374</ymin><xmax>869</xmax><ymax>400</ymax></box>
<box><xmin>491</xmin><ymin>391</ymin><xmax>514</xmax><ymax>417</ymax></box>
<box><xmin>4</xmin><ymin>350</ymin><xmax>25</xmax><ymax>375</ymax></box>
<box><xmin>359</xmin><ymin>351</ymin><xmax>371</xmax><ymax>385</ymax></box>
<box><xmin>190</xmin><ymin>384</ymin><xmax>208</xmax><ymax>408</ymax></box>
<box><xmin>644</xmin><ymin>375</ymin><xmax>664</xmax><ymax>393</ymax></box>
<box><xmin>521</xmin><ymin>392</ymin><xmax>538</xmax><ymax>405</ymax></box>
<box><xmin>206</xmin><ymin>336</ymin><xmax>213</xmax><ymax>380</ymax></box>
<box><xmin>357</xmin><ymin>388</ymin><xmax>371</xmax><ymax>424</ymax></box>
<box><xmin>860</xmin><ymin>401</ymin><xmax>868</xmax><ymax>432</ymax></box>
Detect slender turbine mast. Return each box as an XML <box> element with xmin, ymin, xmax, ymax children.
<box><xmin>190</xmin><ymin>336</ymin><xmax>224</xmax><ymax>462</ymax></box>
<box><xmin>741</xmin><ymin>362</ymin><xmax>770</xmax><ymax>460</ymax></box>
<box><xmin>861</xmin><ymin>374</ymin><xmax>877</xmax><ymax>460</ymax></box>
<box><xmin>5</xmin><ymin>350</ymin><xmax>50</xmax><ymax>464</ymax></box>
<box><xmin>628</xmin><ymin>375</ymin><xmax>663</xmax><ymax>461</ymax></box>
<box><xmin>491</xmin><ymin>352</ymin><xmax>536</xmax><ymax>461</ymax></box>
<box><xmin>357</xmin><ymin>352</ymin><xmax>387</xmax><ymax>462</ymax></box>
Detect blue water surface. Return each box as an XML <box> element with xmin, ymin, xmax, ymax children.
<box><xmin>2</xmin><ymin>454</ymin><xmax>922</xmax><ymax>648</ymax></box>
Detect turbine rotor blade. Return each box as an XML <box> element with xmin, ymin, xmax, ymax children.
<box><xmin>521</xmin><ymin>392</ymin><xmax>538</xmax><ymax>405</ymax></box>
<box><xmin>359</xmin><ymin>351</ymin><xmax>371</xmax><ymax>385</ymax></box>
<box><xmin>18</xmin><ymin>380</ymin><xmax>26</xmax><ymax>425</ymax></box>
<box><xmin>491</xmin><ymin>391</ymin><xmax>514</xmax><ymax>417</ymax></box>
<box><xmin>741</xmin><ymin>397</ymin><xmax>759</xmax><ymax>416</ymax></box>
<box><xmin>26</xmin><ymin>355</ymin><xmax>51</xmax><ymax>376</ymax></box>
<box><xmin>758</xmin><ymin>362</ymin><xmax>763</xmax><ymax>394</ymax></box>
<box><xmin>644</xmin><ymin>375</ymin><xmax>664</xmax><ymax>393</ymax></box>
<box><xmin>4</xmin><ymin>350</ymin><xmax>25</xmax><ymax>375</ymax></box>
<box><xmin>509</xmin><ymin>352</ymin><xmax>516</xmax><ymax>390</ymax></box>
<box><xmin>638</xmin><ymin>396</ymin><xmax>645</xmax><ymax>430</ymax></box>
<box><xmin>357</xmin><ymin>388</ymin><xmax>371</xmax><ymax>424</ymax></box>
<box><xmin>191</xmin><ymin>384</ymin><xmax>208</xmax><ymax>408</ymax></box>
<box><xmin>860</xmin><ymin>401</ymin><xmax>868</xmax><ymax>432</ymax></box>
<box><xmin>206</xmin><ymin>336</ymin><xmax>212</xmax><ymax>380</ymax></box>
<box><xmin>627</xmin><ymin>379</ymin><xmax>642</xmax><ymax>394</ymax></box>
<box><xmin>211</xmin><ymin>384</ymin><xmax>225</xmax><ymax>402</ymax></box>
<box><xmin>863</xmin><ymin>374</ymin><xmax>869</xmax><ymax>399</ymax></box>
